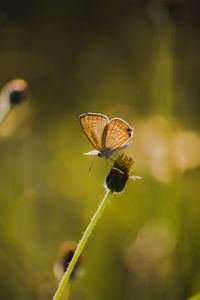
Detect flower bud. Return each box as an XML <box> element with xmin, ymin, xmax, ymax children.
<box><xmin>1</xmin><ymin>79</ymin><xmax>29</xmax><ymax>106</ymax></box>
<box><xmin>105</xmin><ymin>155</ymin><xmax>135</xmax><ymax>193</ymax></box>
<box><xmin>0</xmin><ymin>79</ymin><xmax>29</xmax><ymax>124</ymax></box>
<box><xmin>9</xmin><ymin>88</ymin><xmax>28</xmax><ymax>105</ymax></box>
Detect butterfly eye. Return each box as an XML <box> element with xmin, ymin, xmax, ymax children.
<box><xmin>98</xmin><ymin>152</ymin><xmax>102</xmax><ymax>157</ymax></box>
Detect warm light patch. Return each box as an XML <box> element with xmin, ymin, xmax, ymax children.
<box><xmin>173</xmin><ymin>131</ymin><xmax>200</xmax><ymax>171</ymax></box>
<box><xmin>126</xmin><ymin>219</ymin><xmax>177</xmax><ymax>274</ymax></box>
<box><xmin>135</xmin><ymin>115</ymin><xmax>174</xmax><ymax>183</ymax></box>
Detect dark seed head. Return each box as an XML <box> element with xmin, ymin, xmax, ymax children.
<box><xmin>105</xmin><ymin>155</ymin><xmax>134</xmax><ymax>193</ymax></box>
<box><xmin>0</xmin><ymin>79</ymin><xmax>29</xmax><ymax>107</ymax></box>
<box><xmin>106</xmin><ymin>167</ymin><xmax>128</xmax><ymax>192</ymax></box>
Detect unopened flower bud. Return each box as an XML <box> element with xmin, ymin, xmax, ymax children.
<box><xmin>9</xmin><ymin>87</ymin><xmax>28</xmax><ymax>105</ymax></box>
<box><xmin>105</xmin><ymin>155</ymin><xmax>135</xmax><ymax>193</ymax></box>
<box><xmin>0</xmin><ymin>79</ymin><xmax>29</xmax><ymax>124</ymax></box>
<box><xmin>2</xmin><ymin>79</ymin><xmax>29</xmax><ymax>106</ymax></box>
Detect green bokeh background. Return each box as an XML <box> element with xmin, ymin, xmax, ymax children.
<box><xmin>0</xmin><ymin>1</ymin><xmax>200</xmax><ymax>299</ymax></box>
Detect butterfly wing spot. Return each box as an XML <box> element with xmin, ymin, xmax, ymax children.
<box><xmin>126</xmin><ymin>128</ymin><xmax>133</xmax><ymax>137</ymax></box>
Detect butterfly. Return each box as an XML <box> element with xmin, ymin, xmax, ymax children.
<box><xmin>79</xmin><ymin>112</ymin><xmax>134</xmax><ymax>159</ymax></box>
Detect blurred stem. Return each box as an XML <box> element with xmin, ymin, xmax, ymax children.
<box><xmin>53</xmin><ymin>189</ymin><xmax>113</xmax><ymax>300</ymax></box>
<box><xmin>0</xmin><ymin>101</ymin><xmax>10</xmax><ymax>124</ymax></box>
<box><xmin>150</xmin><ymin>22</ymin><xmax>175</xmax><ymax>116</ymax></box>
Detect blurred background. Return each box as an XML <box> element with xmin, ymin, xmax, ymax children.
<box><xmin>0</xmin><ymin>0</ymin><xmax>200</xmax><ymax>299</ymax></box>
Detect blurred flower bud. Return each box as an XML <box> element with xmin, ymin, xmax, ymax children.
<box><xmin>1</xmin><ymin>79</ymin><xmax>29</xmax><ymax>106</ymax></box>
<box><xmin>105</xmin><ymin>154</ymin><xmax>135</xmax><ymax>193</ymax></box>
<box><xmin>0</xmin><ymin>79</ymin><xmax>29</xmax><ymax>124</ymax></box>
<box><xmin>9</xmin><ymin>87</ymin><xmax>28</xmax><ymax>106</ymax></box>
<box><xmin>54</xmin><ymin>241</ymin><xmax>83</xmax><ymax>281</ymax></box>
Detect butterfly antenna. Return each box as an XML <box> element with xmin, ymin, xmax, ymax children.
<box><xmin>88</xmin><ymin>156</ymin><xmax>96</xmax><ymax>172</ymax></box>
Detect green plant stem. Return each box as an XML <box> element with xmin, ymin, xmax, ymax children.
<box><xmin>63</xmin><ymin>280</ymin><xmax>71</xmax><ymax>300</ymax></box>
<box><xmin>53</xmin><ymin>189</ymin><xmax>113</xmax><ymax>300</ymax></box>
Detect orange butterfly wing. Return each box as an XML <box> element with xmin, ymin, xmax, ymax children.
<box><xmin>102</xmin><ymin>118</ymin><xmax>133</xmax><ymax>150</ymax></box>
<box><xmin>79</xmin><ymin>113</ymin><xmax>109</xmax><ymax>151</ymax></box>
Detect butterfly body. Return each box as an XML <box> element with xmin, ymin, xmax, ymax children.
<box><xmin>80</xmin><ymin>112</ymin><xmax>134</xmax><ymax>159</ymax></box>
<box><xmin>84</xmin><ymin>147</ymin><xmax>125</xmax><ymax>158</ymax></box>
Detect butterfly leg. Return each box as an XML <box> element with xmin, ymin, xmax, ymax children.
<box><xmin>105</xmin><ymin>156</ymin><xmax>115</xmax><ymax>166</ymax></box>
<box><xmin>112</xmin><ymin>151</ymin><xmax>121</xmax><ymax>159</ymax></box>
<box><xmin>88</xmin><ymin>156</ymin><xmax>96</xmax><ymax>172</ymax></box>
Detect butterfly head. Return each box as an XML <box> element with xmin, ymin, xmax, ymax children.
<box><xmin>84</xmin><ymin>150</ymin><xmax>102</xmax><ymax>157</ymax></box>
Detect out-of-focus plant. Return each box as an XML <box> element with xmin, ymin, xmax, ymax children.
<box><xmin>187</xmin><ymin>292</ymin><xmax>200</xmax><ymax>300</ymax></box>
<box><xmin>0</xmin><ymin>79</ymin><xmax>29</xmax><ymax>125</ymax></box>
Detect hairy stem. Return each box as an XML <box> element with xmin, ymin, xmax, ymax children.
<box><xmin>53</xmin><ymin>189</ymin><xmax>113</xmax><ymax>300</ymax></box>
